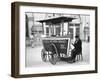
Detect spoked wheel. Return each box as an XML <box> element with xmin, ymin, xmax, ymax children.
<box><xmin>49</xmin><ymin>53</ymin><xmax>59</xmax><ymax>65</ymax></box>
<box><xmin>48</xmin><ymin>44</ymin><xmax>59</xmax><ymax>65</ymax></box>
<box><xmin>41</xmin><ymin>49</ymin><xmax>47</xmax><ymax>62</ymax></box>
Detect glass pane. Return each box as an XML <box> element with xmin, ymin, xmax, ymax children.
<box><xmin>76</xmin><ymin>28</ymin><xmax>80</xmax><ymax>36</ymax></box>
<box><xmin>69</xmin><ymin>28</ymin><xmax>73</xmax><ymax>39</ymax></box>
<box><xmin>56</xmin><ymin>27</ymin><xmax>61</xmax><ymax>36</ymax></box>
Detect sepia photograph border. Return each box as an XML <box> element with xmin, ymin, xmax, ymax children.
<box><xmin>11</xmin><ymin>2</ymin><xmax>98</xmax><ymax>78</ymax></box>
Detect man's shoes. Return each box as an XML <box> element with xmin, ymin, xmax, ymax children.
<box><xmin>73</xmin><ymin>60</ymin><xmax>76</xmax><ymax>62</ymax></box>
<box><xmin>67</xmin><ymin>59</ymin><xmax>76</xmax><ymax>63</ymax></box>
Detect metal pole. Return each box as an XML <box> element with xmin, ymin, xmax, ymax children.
<box><xmin>49</xmin><ymin>23</ymin><xmax>51</xmax><ymax>36</ymax></box>
<box><xmin>62</xmin><ymin>21</ymin><xmax>64</xmax><ymax>36</ymax></box>
<box><xmin>41</xmin><ymin>22</ymin><xmax>44</xmax><ymax>34</ymax></box>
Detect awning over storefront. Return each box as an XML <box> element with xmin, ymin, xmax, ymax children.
<box><xmin>37</xmin><ymin>16</ymin><xmax>76</xmax><ymax>24</ymax></box>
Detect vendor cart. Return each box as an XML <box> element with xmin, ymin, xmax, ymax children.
<box><xmin>38</xmin><ymin>16</ymin><xmax>76</xmax><ymax>65</ymax></box>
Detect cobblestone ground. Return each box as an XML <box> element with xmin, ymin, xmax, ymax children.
<box><xmin>25</xmin><ymin>41</ymin><xmax>90</xmax><ymax>67</ymax></box>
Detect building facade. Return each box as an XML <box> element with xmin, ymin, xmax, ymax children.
<box><xmin>26</xmin><ymin>13</ymin><xmax>90</xmax><ymax>46</ymax></box>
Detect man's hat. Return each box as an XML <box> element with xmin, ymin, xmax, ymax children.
<box><xmin>75</xmin><ymin>35</ymin><xmax>79</xmax><ymax>38</ymax></box>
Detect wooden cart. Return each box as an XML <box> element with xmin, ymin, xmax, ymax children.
<box><xmin>37</xmin><ymin>16</ymin><xmax>75</xmax><ymax>64</ymax></box>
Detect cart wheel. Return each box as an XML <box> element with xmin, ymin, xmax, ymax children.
<box><xmin>49</xmin><ymin>53</ymin><xmax>59</xmax><ymax>65</ymax></box>
<box><xmin>49</xmin><ymin>44</ymin><xmax>59</xmax><ymax>65</ymax></box>
<box><xmin>41</xmin><ymin>49</ymin><xmax>47</xmax><ymax>62</ymax></box>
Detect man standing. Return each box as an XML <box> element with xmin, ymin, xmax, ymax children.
<box><xmin>68</xmin><ymin>35</ymin><xmax>82</xmax><ymax>63</ymax></box>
